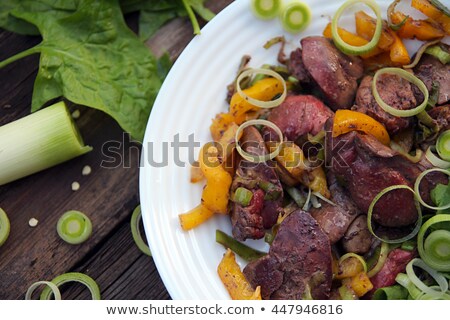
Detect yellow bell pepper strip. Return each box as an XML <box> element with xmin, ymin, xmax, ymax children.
<box><xmin>274</xmin><ymin>142</ymin><xmax>331</xmax><ymax>198</ymax></box>
<box><xmin>412</xmin><ymin>0</ymin><xmax>450</xmax><ymax>35</ymax></box>
<box><xmin>218</xmin><ymin>123</ymin><xmax>241</xmax><ymax>177</ymax></box>
<box><xmin>210</xmin><ymin>112</ymin><xmax>235</xmax><ymax>142</ymax></box>
<box><xmin>179</xmin><ymin>204</ymin><xmax>214</xmax><ymax>231</ymax></box>
<box><xmin>230</xmin><ymin>77</ymin><xmax>284</xmax><ymax>125</ymax></box>
<box><xmin>307</xmin><ymin>167</ymin><xmax>331</xmax><ymax>199</ymax></box>
<box><xmin>362</xmin><ymin>52</ymin><xmax>402</xmax><ymax>71</ymax></box>
<box><xmin>332</xmin><ymin>110</ymin><xmax>390</xmax><ymax>146</ymax></box>
<box><xmin>199</xmin><ymin>144</ymin><xmax>232</xmax><ymax>214</ymax></box>
<box><xmin>389</xmin><ymin>31</ymin><xmax>411</xmax><ymax>65</ymax></box>
<box><xmin>190</xmin><ymin>162</ymin><xmax>204</xmax><ymax>183</ymax></box>
<box><xmin>390</xmin><ymin>11</ymin><xmax>446</xmax><ymax>40</ymax></box>
<box><xmin>355</xmin><ymin>11</ymin><xmax>395</xmax><ymax>51</ymax></box>
<box><xmin>323</xmin><ymin>23</ymin><xmax>382</xmax><ymax>58</ymax></box>
<box><xmin>335</xmin><ymin>256</ymin><xmax>366</xmax><ymax>280</ymax></box>
<box><xmin>217</xmin><ymin>249</ymin><xmax>262</xmax><ymax>300</ymax></box>
<box><xmin>346</xmin><ymin>272</ymin><xmax>374</xmax><ymax>297</ymax></box>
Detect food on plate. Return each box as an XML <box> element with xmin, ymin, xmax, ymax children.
<box><xmin>180</xmin><ymin>0</ymin><xmax>450</xmax><ymax>300</ymax></box>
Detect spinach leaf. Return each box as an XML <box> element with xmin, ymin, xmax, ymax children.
<box><xmin>1</xmin><ymin>0</ymin><xmax>168</xmax><ymax>141</ymax></box>
<box><xmin>431</xmin><ymin>182</ymin><xmax>450</xmax><ymax>214</ymax></box>
<box><xmin>0</xmin><ymin>0</ymin><xmax>77</xmax><ymax>35</ymax></box>
<box><xmin>121</xmin><ymin>0</ymin><xmax>215</xmax><ymax>41</ymax></box>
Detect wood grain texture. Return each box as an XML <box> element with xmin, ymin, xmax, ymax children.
<box><xmin>0</xmin><ymin>0</ymin><xmax>233</xmax><ymax>300</ymax></box>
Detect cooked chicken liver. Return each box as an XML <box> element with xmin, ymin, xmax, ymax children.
<box><xmin>342</xmin><ymin>215</ymin><xmax>373</xmax><ymax>254</ymax></box>
<box><xmin>230</xmin><ymin>126</ymin><xmax>283</xmax><ymax>241</ymax></box>
<box><xmin>301</xmin><ymin>36</ymin><xmax>364</xmax><ymax>110</ymax></box>
<box><xmin>243</xmin><ymin>210</ymin><xmax>333</xmax><ymax>300</ymax></box>
<box><xmin>267</xmin><ymin>94</ymin><xmax>334</xmax><ymax>142</ymax></box>
<box><xmin>354</xmin><ymin>74</ymin><xmax>416</xmax><ymax>135</ymax></box>
<box><xmin>414</xmin><ymin>51</ymin><xmax>450</xmax><ymax>106</ymax></box>
<box><xmin>328</xmin><ymin>131</ymin><xmax>419</xmax><ymax>227</ymax></box>
<box><xmin>310</xmin><ymin>173</ymin><xmax>360</xmax><ymax>244</ymax></box>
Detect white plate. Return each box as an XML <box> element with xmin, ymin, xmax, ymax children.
<box><xmin>140</xmin><ymin>0</ymin><xmax>413</xmax><ymax>299</ymax></box>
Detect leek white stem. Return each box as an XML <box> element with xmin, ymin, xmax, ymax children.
<box><xmin>0</xmin><ymin>101</ymin><xmax>92</xmax><ymax>186</ymax></box>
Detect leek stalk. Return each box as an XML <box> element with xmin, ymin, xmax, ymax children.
<box><xmin>0</xmin><ymin>101</ymin><xmax>92</xmax><ymax>186</ymax></box>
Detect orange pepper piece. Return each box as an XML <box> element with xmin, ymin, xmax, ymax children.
<box><xmin>390</xmin><ymin>11</ymin><xmax>445</xmax><ymax>40</ymax></box>
<box><xmin>179</xmin><ymin>204</ymin><xmax>214</xmax><ymax>231</ymax></box>
<box><xmin>332</xmin><ymin>110</ymin><xmax>390</xmax><ymax>146</ymax></box>
<box><xmin>217</xmin><ymin>249</ymin><xmax>262</xmax><ymax>300</ymax></box>
<box><xmin>355</xmin><ymin>11</ymin><xmax>395</xmax><ymax>51</ymax></box>
<box><xmin>389</xmin><ymin>31</ymin><xmax>411</xmax><ymax>65</ymax></box>
<box><xmin>412</xmin><ymin>0</ymin><xmax>450</xmax><ymax>34</ymax></box>
<box><xmin>229</xmin><ymin>77</ymin><xmax>284</xmax><ymax>125</ymax></box>
<box><xmin>322</xmin><ymin>23</ymin><xmax>382</xmax><ymax>58</ymax></box>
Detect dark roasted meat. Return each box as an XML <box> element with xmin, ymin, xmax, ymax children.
<box><xmin>328</xmin><ymin>131</ymin><xmax>419</xmax><ymax>227</ymax></box>
<box><xmin>310</xmin><ymin>173</ymin><xmax>360</xmax><ymax>244</ymax></box>
<box><xmin>342</xmin><ymin>215</ymin><xmax>373</xmax><ymax>254</ymax></box>
<box><xmin>428</xmin><ymin>105</ymin><xmax>450</xmax><ymax>132</ymax></box>
<box><xmin>301</xmin><ymin>36</ymin><xmax>364</xmax><ymax>110</ymax></box>
<box><xmin>230</xmin><ymin>126</ymin><xmax>283</xmax><ymax>241</ymax></box>
<box><xmin>366</xmin><ymin>248</ymin><xmax>416</xmax><ymax>298</ymax></box>
<box><xmin>243</xmin><ymin>210</ymin><xmax>333</xmax><ymax>300</ymax></box>
<box><xmin>354</xmin><ymin>74</ymin><xmax>416</xmax><ymax>134</ymax></box>
<box><xmin>287</xmin><ymin>48</ymin><xmax>311</xmax><ymax>84</ymax></box>
<box><xmin>267</xmin><ymin>94</ymin><xmax>334</xmax><ymax>142</ymax></box>
<box><xmin>414</xmin><ymin>51</ymin><xmax>450</xmax><ymax>106</ymax></box>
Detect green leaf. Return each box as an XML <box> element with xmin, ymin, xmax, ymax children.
<box><xmin>120</xmin><ymin>0</ymin><xmax>215</xmax><ymax>41</ymax></box>
<box><xmin>156</xmin><ymin>52</ymin><xmax>173</xmax><ymax>82</ymax></box>
<box><xmin>139</xmin><ymin>9</ymin><xmax>178</xmax><ymax>41</ymax></box>
<box><xmin>4</xmin><ymin>0</ymin><xmax>163</xmax><ymax>141</ymax></box>
<box><xmin>431</xmin><ymin>182</ymin><xmax>450</xmax><ymax>214</ymax></box>
<box><xmin>0</xmin><ymin>0</ymin><xmax>77</xmax><ymax>35</ymax></box>
<box><xmin>187</xmin><ymin>0</ymin><xmax>215</xmax><ymax>21</ymax></box>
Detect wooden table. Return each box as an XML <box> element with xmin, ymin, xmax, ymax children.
<box><xmin>0</xmin><ymin>0</ymin><xmax>233</xmax><ymax>300</ymax></box>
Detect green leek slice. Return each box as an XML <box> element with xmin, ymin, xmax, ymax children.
<box><xmin>417</xmin><ymin>214</ymin><xmax>450</xmax><ymax>272</ymax></box>
<box><xmin>131</xmin><ymin>205</ymin><xmax>151</xmax><ymax>256</ymax></box>
<box><xmin>367</xmin><ymin>185</ymin><xmax>422</xmax><ymax>243</ymax></box>
<box><xmin>0</xmin><ymin>208</ymin><xmax>11</xmax><ymax>247</ymax></box>
<box><xmin>235</xmin><ymin>119</ymin><xmax>283</xmax><ymax>163</ymax></box>
<box><xmin>40</xmin><ymin>272</ymin><xmax>100</xmax><ymax>300</ymax></box>
<box><xmin>25</xmin><ymin>281</ymin><xmax>61</xmax><ymax>300</ymax></box>
<box><xmin>372</xmin><ymin>68</ymin><xmax>429</xmax><ymax>117</ymax></box>
<box><xmin>279</xmin><ymin>1</ymin><xmax>311</xmax><ymax>33</ymax></box>
<box><xmin>57</xmin><ymin>210</ymin><xmax>92</xmax><ymax>245</ymax></box>
<box><xmin>437</xmin><ymin>130</ymin><xmax>450</xmax><ymax>161</ymax></box>
<box><xmin>332</xmin><ymin>0</ymin><xmax>382</xmax><ymax>55</ymax></box>
<box><xmin>251</xmin><ymin>0</ymin><xmax>282</xmax><ymax>20</ymax></box>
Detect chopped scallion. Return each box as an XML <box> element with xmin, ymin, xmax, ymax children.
<box><xmin>216</xmin><ymin>230</ymin><xmax>267</xmax><ymax>261</ymax></box>
<box><xmin>373</xmin><ymin>285</ymin><xmax>409</xmax><ymax>300</ymax></box>
<box><xmin>57</xmin><ymin>210</ymin><xmax>92</xmax><ymax>245</ymax></box>
<box><xmin>233</xmin><ymin>187</ymin><xmax>254</xmax><ymax>207</ymax></box>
